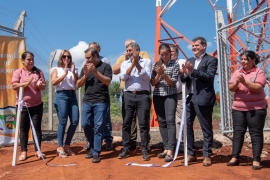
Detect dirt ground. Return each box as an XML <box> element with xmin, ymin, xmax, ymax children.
<box><xmin>0</xmin><ymin>141</ymin><xmax>270</xmax><ymax>180</ymax></box>
<box><xmin>1</xmin><ymin>119</ymin><xmax>270</xmax><ymax>180</ymax></box>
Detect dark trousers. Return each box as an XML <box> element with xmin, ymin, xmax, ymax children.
<box><xmin>153</xmin><ymin>94</ymin><xmax>177</xmax><ymax>150</ymax></box>
<box><xmin>122</xmin><ymin>93</ymin><xmax>137</xmax><ymax>146</ymax></box>
<box><xmin>122</xmin><ymin>92</ymin><xmax>150</xmax><ymax>150</ymax></box>
<box><xmin>232</xmin><ymin>109</ymin><xmax>266</xmax><ymax>162</ymax></box>
<box><xmin>186</xmin><ymin>95</ymin><xmax>213</xmax><ymax>157</ymax></box>
<box><xmin>19</xmin><ymin>103</ymin><xmax>43</xmax><ymax>152</ymax></box>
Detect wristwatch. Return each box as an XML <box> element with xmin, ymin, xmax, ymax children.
<box><xmin>136</xmin><ymin>63</ymin><xmax>140</xmax><ymax>67</ymax></box>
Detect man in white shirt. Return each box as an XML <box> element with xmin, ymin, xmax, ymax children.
<box><xmin>118</xmin><ymin>42</ymin><xmax>152</xmax><ymax>161</ymax></box>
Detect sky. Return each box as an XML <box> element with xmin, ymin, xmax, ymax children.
<box><xmin>0</xmin><ymin>0</ymin><xmax>234</xmax><ymax>91</ymax></box>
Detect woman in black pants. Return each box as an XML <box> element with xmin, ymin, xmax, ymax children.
<box><xmin>227</xmin><ymin>50</ymin><xmax>267</xmax><ymax>170</ymax></box>
<box><xmin>151</xmin><ymin>43</ymin><xmax>179</xmax><ymax>162</ymax></box>
<box><xmin>12</xmin><ymin>51</ymin><xmax>46</xmax><ymax>161</ymax></box>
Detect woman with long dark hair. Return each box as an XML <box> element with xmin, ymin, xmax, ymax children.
<box><xmin>151</xmin><ymin>43</ymin><xmax>179</xmax><ymax>162</ymax></box>
<box><xmin>12</xmin><ymin>51</ymin><xmax>46</xmax><ymax>161</ymax></box>
<box><xmin>227</xmin><ymin>50</ymin><xmax>267</xmax><ymax>170</ymax></box>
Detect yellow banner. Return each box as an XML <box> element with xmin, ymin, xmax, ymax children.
<box><xmin>0</xmin><ymin>36</ymin><xmax>25</xmax><ymax>145</ymax></box>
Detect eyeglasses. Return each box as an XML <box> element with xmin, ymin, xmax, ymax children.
<box><xmin>62</xmin><ymin>55</ymin><xmax>71</xmax><ymax>59</ymax></box>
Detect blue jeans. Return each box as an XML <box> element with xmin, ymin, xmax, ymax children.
<box><xmin>82</xmin><ymin>102</ymin><xmax>108</xmax><ymax>156</ymax></box>
<box><xmin>85</xmin><ymin>104</ymin><xmax>113</xmax><ymax>143</ymax></box>
<box><xmin>54</xmin><ymin>90</ymin><xmax>79</xmax><ymax>146</ymax></box>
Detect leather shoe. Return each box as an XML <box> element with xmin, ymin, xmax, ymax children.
<box><xmin>227</xmin><ymin>159</ymin><xmax>240</xmax><ymax>166</ymax></box>
<box><xmin>105</xmin><ymin>141</ymin><xmax>113</xmax><ymax>151</ymax></box>
<box><xmin>85</xmin><ymin>151</ymin><xmax>93</xmax><ymax>159</ymax></box>
<box><xmin>203</xmin><ymin>157</ymin><xmax>212</xmax><ymax>167</ymax></box>
<box><xmin>164</xmin><ymin>155</ymin><xmax>173</xmax><ymax>162</ymax></box>
<box><xmin>142</xmin><ymin>151</ymin><xmax>150</xmax><ymax>161</ymax></box>
<box><xmin>181</xmin><ymin>155</ymin><xmax>197</xmax><ymax>163</ymax></box>
<box><xmin>252</xmin><ymin>165</ymin><xmax>261</xmax><ymax>170</ymax></box>
<box><xmin>118</xmin><ymin>148</ymin><xmax>130</xmax><ymax>159</ymax></box>
<box><xmin>157</xmin><ymin>152</ymin><xmax>167</xmax><ymax>158</ymax></box>
<box><xmin>92</xmin><ymin>155</ymin><xmax>101</xmax><ymax>163</ymax></box>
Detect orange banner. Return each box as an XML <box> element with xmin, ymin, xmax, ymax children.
<box><xmin>0</xmin><ymin>36</ymin><xmax>25</xmax><ymax>145</ymax></box>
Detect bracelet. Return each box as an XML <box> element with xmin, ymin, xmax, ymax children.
<box><xmin>136</xmin><ymin>63</ymin><xmax>140</xmax><ymax>67</ymax></box>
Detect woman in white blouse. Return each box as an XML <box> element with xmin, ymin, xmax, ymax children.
<box><xmin>51</xmin><ymin>50</ymin><xmax>79</xmax><ymax>158</ymax></box>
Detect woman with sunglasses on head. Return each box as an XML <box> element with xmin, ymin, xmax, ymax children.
<box><xmin>227</xmin><ymin>50</ymin><xmax>267</xmax><ymax>170</ymax></box>
<box><xmin>151</xmin><ymin>43</ymin><xmax>179</xmax><ymax>162</ymax></box>
<box><xmin>51</xmin><ymin>50</ymin><xmax>79</xmax><ymax>158</ymax></box>
<box><xmin>12</xmin><ymin>51</ymin><xmax>46</xmax><ymax>161</ymax></box>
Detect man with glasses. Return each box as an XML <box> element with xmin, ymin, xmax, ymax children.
<box><xmin>77</xmin><ymin>48</ymin><xmax>112</xmax><ymax>163</ymax></box>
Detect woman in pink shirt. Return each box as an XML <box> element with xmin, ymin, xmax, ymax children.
<box><xmin>12</xmin><ymin>51</ymin><xmax>46</xmax><ymax>161</ymax></box>
<box><xmin>227</xmin><ymin>50</ymin><xmax>267</xmax><ymax>170</ymax></box>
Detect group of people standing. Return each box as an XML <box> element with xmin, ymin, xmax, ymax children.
<box><xmin>12</xmin><ymin>36</ymin><xmax>267</xmax><ymax>170</ymax></box>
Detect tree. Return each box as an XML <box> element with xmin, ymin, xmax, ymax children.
<box><xmin>109</xmin><ymin>81</ymin><xmax>121</xmax><ymax>98</ymax></box>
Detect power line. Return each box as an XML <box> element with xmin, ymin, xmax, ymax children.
<box><xmin>0</xmin><ymin>5</ymin><xmax>21</xmax><ymax>14</ymax></box>
<box><xmin>0</xmin><ymin>12</ymin><xmax>18</xmax><ymax>20</ymax></box>
<box><xmin>26</xmin><ymin>17</ymin><xmax>54</xmax><ymax>51</ymax></box>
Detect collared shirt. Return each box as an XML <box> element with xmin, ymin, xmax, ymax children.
<box><xmin>190</xmin><ymin>53</ymin><xmax>205</xmax><ymax>93</ymax></box>
<box><xmin>12</xmin><ymin>68</ymin><xmax>45</xmax><ymax>107</ymax></box>
<box><xmin>151</xmin><ymin>60</ymin><xmax>179</xmax><ymax>96</ymax></box>
<box><xmin>114</xmin><ymin>51</ymin><xmax>151</xmax><ymax>90</ymax></box>
<box><xmin>229</xmin><ymin>67</ymin><xmax>267</xmax><ymax>111</ymax></box>
<box><xmin>79</xmin><ymin>60</ymin><xmax>112</xmax><ymax>103</ymax></box>
<box><xmin>120</xmin><ymin>57</ymin><xmax>152</xmax><ymax>92</ymax></box>
<box><xmin>176</xmin><ymin>59</ymin><xmax>186</xmax><ymax>93</ymax></box>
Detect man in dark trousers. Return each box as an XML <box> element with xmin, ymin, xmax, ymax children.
<box><xmin>180</xmin><ymin>37</ymin><xmax>217</xmax><ymax>166</ymax></box>
<box><xmin>117</xmin><ymin>42</ymin><xmax>152</xmax><ymax>161</ymax></box>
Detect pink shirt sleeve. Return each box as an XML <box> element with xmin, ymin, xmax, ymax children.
<box><xmin>11</xmin><ymin>69</ymin><xmax>21</xmax><ymax>83</ymax></box>
<box><xmin>254</xmin><ymin>69</ymin><xmax>266</xmax><ymax>87</ymax></box>
<box><xmin>229</xmin><ymin>70</ymin><xmax>239</xmax><ymax>84</ymax></box>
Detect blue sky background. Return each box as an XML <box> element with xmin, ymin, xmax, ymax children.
<box><xmin>1</xmin><ymin>0</ymin><xmax>232</xmax><ymax>92</ymax></box>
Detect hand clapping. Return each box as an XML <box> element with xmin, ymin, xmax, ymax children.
<box><xmin>236</xmin><ymin>74</ymin><xmax>245</xmax><ymax>84</ymax></box>
<box><xmin>155</xmin><ymin>65</ymin><xmax>165</xmax><ymax>76</ymax></box>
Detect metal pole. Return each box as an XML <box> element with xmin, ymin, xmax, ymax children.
<box><xmin>77</xmin><ymin>88</ymin><xmax>82</xmax><ymax>132</ymax></box>
<box><xmin>48</xmin><ymin>50</ymin><xmax>57</xmax><ymax>131</ymax></box>
<box><xmin>215</xmin><ymin>9</ymin><xmax>226</xmax><ymax>134</ymax></box>
<box><xmin>12</xmin><ymin>87</ymin><xmax>24</xmax><ymax>166</ymax></box>
<box><xmin>182</xmin><ymin>83</ymin><xmax>188</xmax><ymax>166</ymax></box>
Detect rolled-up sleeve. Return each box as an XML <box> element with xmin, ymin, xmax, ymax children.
<box><xmin>138</xmin><ymin>59</ymin><xmax>152</xmax><ymax>81</ymax></box>
<box><xmin>120</xmin><ymin>61</ymin><xmax>129</xmax><ymax>81</ymax></box>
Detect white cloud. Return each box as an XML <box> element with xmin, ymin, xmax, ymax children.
<box><xmin>51</xmin><ymin>41</ymin><xmax>88</xmax><ymax>71</ymax></box>
<box><xmin>207</xmin><ymin>42</ymin><xmax>212</xmax><ymax>47</ymax></box>
<box><xmin>187</xmin><ymin>44</ymin><xmax>192</xmax><ymax>50</ymax></box>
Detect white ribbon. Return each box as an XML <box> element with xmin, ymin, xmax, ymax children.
<box><xmin>126</xmin><ymin>97</ymin><xmax>187</xmax><ymax>167</ymax></box>
<box><xmin>22</xmin><ymin>101</ymin><xmax>77</xmax><ymax>167</ymax></box>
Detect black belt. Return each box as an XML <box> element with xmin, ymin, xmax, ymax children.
<box><xmin>178</xmin><ymin>92</ymin><xmax>182</xmax><ymax>94</ymax></box>
<box><xmin>56</xmin><ymin>90</ymin><xmax>75</xmax><ymax>93</ymax></box>
<box><xmin>126</xmin><ymin>90</ymin><xmax>149</xmax><ymax>95</ymax></box>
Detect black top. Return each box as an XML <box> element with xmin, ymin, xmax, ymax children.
<box><xmin>79</xmin><ymin>60</ymin><xmax>112</xmax><ymax>103</ymax></box>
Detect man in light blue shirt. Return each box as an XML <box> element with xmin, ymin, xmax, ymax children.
<box><xmin>118</xmin><ymin>42</ymin><xmax>152</xmax><ymax>161</ymax></box>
